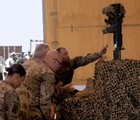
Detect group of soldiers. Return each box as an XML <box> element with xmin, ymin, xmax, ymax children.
<box><xmin>0</xmin><ymin>43</ymin><xmax>108</xmax><ymax>120</ymax></box>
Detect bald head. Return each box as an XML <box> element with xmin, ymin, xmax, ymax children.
<box><xmin>43</xmin><ymin>49</ymin><xmax>62</xmax><ymax>72</ymax></box>
<box><xmin>33</xmin><ymin>43</ymin><xmax>50</xmax><ymax>59</ymax></box>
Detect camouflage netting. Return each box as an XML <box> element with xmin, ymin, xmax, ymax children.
<box><xmin>57</xmin><ymin>59</ymin><xmax>140</xmax><ymax>120</ymax></box>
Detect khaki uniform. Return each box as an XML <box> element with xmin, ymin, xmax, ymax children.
<box><xmin>0</xmin><ymin>81</ymin><xmax>20</xmax><ymax>120</ymax></box>
<box><xmin>16</xmin><ymin>58</ymin><xmax>55</xmax><ymax>120</ymax></box>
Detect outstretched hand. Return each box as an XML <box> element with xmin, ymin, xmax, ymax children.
<box><xmin>99</xmin><ymin>44</ymin><xmax>108</xmax><ymax>56</ymax></box>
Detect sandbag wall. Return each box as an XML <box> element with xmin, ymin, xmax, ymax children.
<box><xmin>57</xmin><ymin>59</ymin><xmax>140</xmax><ymax>120</ymax></box>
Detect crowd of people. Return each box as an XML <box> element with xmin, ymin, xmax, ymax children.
<box><xmin>0</xmin><ymin>43</ymin><xmax>108</xmax><ymax>119</ymax></box>
<box><xmin>0</xmin><ymin>51</ymin><xmax>32</xmax><ymax>80</ymax></box>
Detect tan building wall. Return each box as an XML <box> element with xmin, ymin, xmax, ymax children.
<box><xmin>42</xmin><ymin>0</ymin><xmax>140</xmax><ymax>84</ymax></box>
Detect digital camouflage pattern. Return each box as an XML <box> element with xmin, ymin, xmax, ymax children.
<box><xmin>0</xmin><ymin>81</ymin><xmax>20</xmax><ymax>120</ymax></box>
<box><xmin>22</xmin><ymin>58</ymin><xmax>41</xmax><ymax>70</ymax></box>
<box><xmin>16</xmin><ymin>58</ymin><xmax>55</xmax><ymax>120</ymax></box>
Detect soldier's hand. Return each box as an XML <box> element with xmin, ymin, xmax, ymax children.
<box><xmin>50</xmin><ymin>103</ymin><xmax>56</xmax><ymax>120</ymax></box>
<box><xmin>99</xmin><ymin>44</ymin><xmax>108</xmax><ymax>56</ymax></box>
<box><xmin>63</xmin><ymin>83</ymin><xmax>75</xmax><ymax>93</ymax></box>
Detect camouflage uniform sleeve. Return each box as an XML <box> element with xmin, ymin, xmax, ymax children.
<box><xmin>53</xmin><ymin>83</ymin><xmax>71</xmax><ymax>105</ymax></box>
<box><xmin>71</xmin><ymin>52</ymin><xmax>101</xmax><ymax>69</ymax></box>
<box><xmin>4</xmin><ymin>91</ymin><xmax>20</xmax><ymax>120</ymax></box>
<box><xmin>39</xmin><ymin>73</ymin><xmax>55</xmax><ymax>119</ymax></box>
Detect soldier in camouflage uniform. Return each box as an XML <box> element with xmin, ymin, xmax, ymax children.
<box><xmin>0</xmin><ymin>64</ymin><xmax>26</xmax><ymax>120</ymax></box>
<box><xmin>23</xmin><ymin>43</ymin><xmax>50</xmax><ymax>70</ymax></box>
<box><xmin>16</xmin><ymin>45</ymin><xmax>62</xmax><ymax>120</ymax></box>
<box><xmin>54</xmin><ymin>45</ymin><xmax>108</xmax><ymax>102</ymax></box>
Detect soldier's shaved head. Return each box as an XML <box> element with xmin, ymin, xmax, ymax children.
<box><xmin>43</xmin><ymin>49</ymin><xmax>62</xmax><ymax>72</ymax></box>
<box><xmin>34</xmin><ymin>43</ymin><xmax>50</xmax><ymax>59</ymax></box>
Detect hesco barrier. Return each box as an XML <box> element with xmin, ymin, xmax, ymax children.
<box><xmin>57</xmin><ymin>59</ymin><xmax>140</xmax><ymax>120</ymax></box>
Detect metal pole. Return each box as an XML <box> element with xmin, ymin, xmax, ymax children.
<box><xmin>30</xmin><ymin>39</ymin><xmax>32</xmax><ymax>53</ymax></box>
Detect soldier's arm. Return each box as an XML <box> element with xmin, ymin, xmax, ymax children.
<box><xmin>71</xmin><ymin>53</ymin><xmax>101</xmax><ymax>69</ymax></box>
<box><xmin>72</xmin><ymin>45</ymin><xmax>108</xmax><ymax>69</ymax></box>
<box><xmin>4</xmin><ymin>91</ymin><xmax>20</xmax><ymax>120</ymax></box>
<box><xmin>39</xmin><ymin>73</ymin><xmax>55</xmax><ymax>119</ymax></box>
<box><xmin>53</xmin><ymin>82</ymin><xmax>76</xmax><ymax>106</ymax></box>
